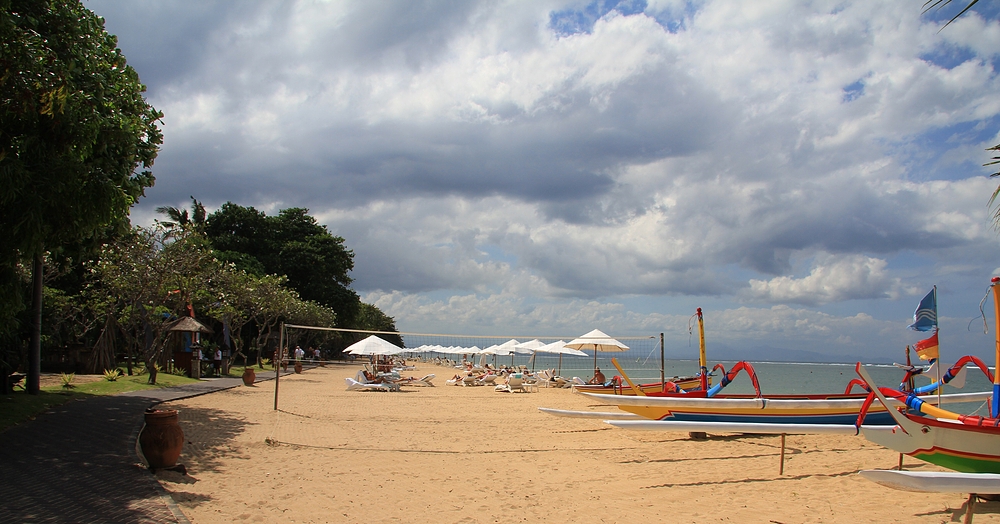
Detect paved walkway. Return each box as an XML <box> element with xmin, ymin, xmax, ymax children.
<box><xmin>0</xmin><ymin>370</ymin><xmax>288</xmax><ymax>523</ymax></box>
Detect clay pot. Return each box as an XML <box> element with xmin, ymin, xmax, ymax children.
<box><xmin>294</xmin><ymin>361</ymin><xmax>303</xmax><ymax>374</ymax></box>
<box><xmin>139</xmin><ymin>409</ymin><xmax>184</xmax><ymax>469</ymax></box>
<box><xmin>242</xmin><ymin>367</ymin><xmax>256</xmax><ymax>386</ymax></box>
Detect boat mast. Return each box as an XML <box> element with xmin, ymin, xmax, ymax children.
<box><xmin>992</xmin><ymin>277</ymin><xmax>1000</xmax><ymax>418</ymax></box>
<box><xmin>697</xmin><ymin>307</ymin><xmax>708</xmax><ymax>391</ymax></box>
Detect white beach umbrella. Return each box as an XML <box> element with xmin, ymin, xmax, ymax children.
<box><xmin>565</xmin><ymin>329</ymin><xmax>629</xmax><ymax>370</ymax></box>
<box><xmin>513</xmin><ymin>339</ymin><xmax>546</xmax><ymax>354</ymax></box>
<box><xmin>514</xmin><ymin>339</ymin><xmax>546</xmax><ymax>368</ymax></box>
<box><xmin>533</xmin><ymin>340</ymin><xmax>588</xmax><ymax>375</ymax></box>
<box><xmin>345</xmin><ymin>335</ymin><xmax>404</xmax><ymax>356</ymax></box>
<box><xmin>481</xmin><ymin>339</ymin><xmax>520</xmax><ymax>356</ymax></box>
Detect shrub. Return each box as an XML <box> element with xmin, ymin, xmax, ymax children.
<box><xmin>103</xmin><ymin>369</ymin><xmax>121</xmax><ymax>382</ymax></box>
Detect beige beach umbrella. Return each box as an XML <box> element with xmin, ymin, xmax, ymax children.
<box><xmin>565</xmin><ymin>329</ymin><xmax>629</xmax><ymax>371</ymax></box>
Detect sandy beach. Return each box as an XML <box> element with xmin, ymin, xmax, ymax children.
<box><xmin>152</xmin><ymin>363</ymin><xmax>999</xmax><ymax>523</ymax></box>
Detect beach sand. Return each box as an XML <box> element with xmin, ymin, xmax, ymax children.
<box><xmin>153</xmin><ymin>363</ymin><xmax>1000</xmax><ymax>523</ymax></box>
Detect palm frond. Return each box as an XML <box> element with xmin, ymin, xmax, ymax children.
<box><xmin>922</xmin><ymin>0</ymin><xmax>981</xmax><ymax>30</ymax></box>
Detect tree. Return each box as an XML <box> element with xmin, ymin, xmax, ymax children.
<box><xmin>0</xmin><ymin>1</ymin><xmax>162</xmax><ymax>393</ymax></box>
<box><xmin>204</xmin><ymin>203</ymin><xmax>362</xmax><ymax>324</ymax></box>
<box><xmin>91</xmin><ymin>227</ymin><xmax>219</xmax><ymax>384</ymax></box>
<box><xmin>155</xmin><ymin>196</ymin><xmax>207</xmax><ymax>238</ymax></box>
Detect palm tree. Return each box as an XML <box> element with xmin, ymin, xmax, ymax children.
<box><xmin>155</xmin><ymin>196</ymin><xmax>206</xmax><ymax>237</ymax></box>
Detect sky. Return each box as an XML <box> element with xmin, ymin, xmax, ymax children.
<box><xmin>84</xmin><ymin>0</ymin><xmax>1000</xmax><ymax>363</ymax></box>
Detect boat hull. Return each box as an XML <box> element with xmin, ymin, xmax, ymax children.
<box><xmin>859</xmin><ymin>470</ymin><xmax>1000</xmax><ymax>494</ymax></box>
<box><xmin>581</xmin><ymin>391</ymin><xmax>992</xmax><ymax>425</ymax></box>
<box><xmin>862</xmin><ymin>415</ymin><xmax>1000</xmax><ymax>474</ymax></box>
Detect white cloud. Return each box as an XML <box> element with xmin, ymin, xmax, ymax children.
<box><xmin>742</xmin><ymin>254</ymin><xmax>902</xmax><ymax>305</ymax></box>
<box><xmin>91</xmin><ymin>0</ymin><xmax>1000</xmax><ymax>361</ymax></box>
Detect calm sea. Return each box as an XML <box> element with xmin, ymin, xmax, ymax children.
<box><xmin>449</xmin><ymin>351</ymin><xmax>995</xmax><ymax>412</ymax></box>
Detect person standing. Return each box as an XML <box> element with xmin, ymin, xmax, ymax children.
<box><xmin>213</xmin><ymin>348</ymin><xmax>222</xmax><ymax>377</ymax></box>
<box><xmin>294</xmin><ymin>345</ymin><xmax>305</xmax><ymax>361</ymax></box>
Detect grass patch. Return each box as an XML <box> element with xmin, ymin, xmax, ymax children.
<box><xmin>0</xmin><ymin>372</ymin><xmax>201</xmax><ymax>432</ymax></box>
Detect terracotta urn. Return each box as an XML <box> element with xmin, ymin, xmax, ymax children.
<box><xmin>242</xmin><ymin>367</ymin><xmax>255</xmax><ymax>386</ymax></box>
<box><xmin>294</xmin><ymin>361</ymin><xmax>303</xmax><ymax>374</ymax></box>
<box><xmin>139</xmin><ymin>409</ymin><xmax>184</xmax><ymax>469</ymax></box>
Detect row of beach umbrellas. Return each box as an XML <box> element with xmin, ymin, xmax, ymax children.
<box><xmin>343</xmin><ymin>329</ymin><xmax>630</xmax><ymax>372</ymax></box>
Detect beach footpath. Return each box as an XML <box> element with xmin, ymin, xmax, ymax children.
<box><xmin>0</xmin><ymin>370</ymin><xmax>289</xmax><ymax>523</ymax></box>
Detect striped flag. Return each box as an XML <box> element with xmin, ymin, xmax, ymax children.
<box><xmin>915</xmin><ymin>331</ymin><xmax>939</xmax><ymax>361</ymax></box>
<box><xmin>908</xmin><ymin>287</ymin><xmax>937</xmax><ymax>332</ymax></box>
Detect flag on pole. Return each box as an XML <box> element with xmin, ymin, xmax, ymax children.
<box><xmin>915</xmin><ymin>331</ymin><xmax>939</xmax><ymax>361</ymax></box>
<box><xmin>908</xmin><ymin>286</ymin><xmax>937</xmax><ymax>332</ymax></box>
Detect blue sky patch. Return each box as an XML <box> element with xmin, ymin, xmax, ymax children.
<box><xmin>842</xmin><ymin>79</ymin><xmax>864</xmax><ymax>102</ymax></box>
<box><xmin>549</xmin><ymin>0</ymin><xmax>648</xmax><ymax>36</ymax></box>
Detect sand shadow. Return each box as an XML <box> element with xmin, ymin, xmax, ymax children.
<box><xmin>909</xmin><ymin>496</ymin><xmax>1000</xmax><ymax>522</ymax></box>
<box><xmin>641</xmin><ymin>469</ymin><xmax>858</xmax><ymax>490</ymax></box>
<box><xmin>173</xmin><ymin>405</ymin><xmax>250</xmax><ymax>474</ymax></box>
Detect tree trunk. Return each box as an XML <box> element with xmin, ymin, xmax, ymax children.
<box><xmin>28</xmin><ymin>254</ymin><xmax>43</xmax><ymax>395</ymax></box>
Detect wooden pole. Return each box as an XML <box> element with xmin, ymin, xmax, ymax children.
<box><xmin>897</xmin><ymin>453</ymin><xmax>904</xmax><ymax>470</ymax></box>
<box><xmin>965</xmin><ymin>493</ymin><xmax>976</xmax><ymax>524</ymax></box>
<box><xmin>779</xmin><ymin>434</ymin><xmax>786</xmax><ymax>475</ymax></box>
<box><xmin>659</xmin><ymin>333</ymin><xmax>665</xmax><ymax>391</ymax></box>
<box><xmin>274</xmin><ymin>322</ymin><xmax>283</xmax><ymax>411</ymax></box>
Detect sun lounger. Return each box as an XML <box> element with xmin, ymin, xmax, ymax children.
<box><xmin>476</xmin><ymin>374</ymin><xmax>498</xmax><ymax>386</ymax></box>
<box><xmin>344</xmin><ymin>377</ymin><xmax>394</xmax><ymax>392</ymax></box>
<box><xmin>399</xmin><ymin>374</ymin><xmax>435</xmax><ymax>386</ymax></box>
<box><xmin>501</xmin><ymin>373</ymin><xmax>526</xmax><ymax>393</ymax></box>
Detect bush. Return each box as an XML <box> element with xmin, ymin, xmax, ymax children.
<box><xmin>103</xmin><ymin>369</ymin><xmax>121</xmax><ymax>382</ymax></box>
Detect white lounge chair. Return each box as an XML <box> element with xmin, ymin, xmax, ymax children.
<box><xmin>501</xmin><ymin>373</ymin><xmax>526</xmax><ymax>393</ymax></box>
<box><xmin>476</xmin><ymin>374</ymin><xmax>499</xmax><ymax>386</ymax></box>
<box><xmin>400</xmin><ymin>374</ymin><xmax>435</xmax><ymax>386</ymax></box>
<box><xmin>344</xmin><ymin>377</ymin><xmax>393</xmax><ymax>392</ymax></box>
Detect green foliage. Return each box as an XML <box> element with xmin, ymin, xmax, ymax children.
<box><xmin>0</xmin><ymin>0</ymin><xmax>162</xmax><ymax>258</ymax></box>
<box><xmin>102</xmin><ymin>368</ymin><xmax>120</xmax><ymax>382</ymax></box>
<box><xmin>0</xmin><ymin>0</ymin><xmax>161</xmax><ymax>348</ymax></box>
<box><xmin>60</xmin><ymin>372</ymin><xmax>75</xmax><ymax>389</ymax></box>
<box><xmin>204</xmin><ymin>203</ymin><xmax>361</xmax><ymax>324</ymax></box>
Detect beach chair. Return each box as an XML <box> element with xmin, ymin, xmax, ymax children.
<box><xmin>462</xmin><ymin>374</ymin><xmax>479</xmax><ymax>386</ymax></box>
<box><xmin>344</xmin><ymin>377</ymin><xmax>393</xmax><ymax>392</ymax></box>
<box><xmin>415</xmin><ymin>374</ymin><xmax>435</xmax><ymax>386</ymax></box>
<box><xmin>507</xmin><ymin>373</ymin><xmax>526</xmax><ymax>393</ymax></box>
<box><xmin>476</xmin><ymin>374</ymin><xmax>498</xmax><ymax>386</ymax></box>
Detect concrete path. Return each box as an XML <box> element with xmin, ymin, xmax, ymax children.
<box><xmin>0</xmin><ymin>370</ymin><xmax>286</xmax><ymax>523</ymax></box>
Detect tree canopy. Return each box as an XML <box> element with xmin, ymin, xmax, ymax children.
<box><xmin>204</xmin><ymin>203</ymin><xmax>362</xmax><ymax>326</ymax></box>
<box><xmin>0</xmin><ymin>0</ymin><xmax>162</xmax><ymax>392</ymax></box>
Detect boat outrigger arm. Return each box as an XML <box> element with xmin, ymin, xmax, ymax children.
<box><xmin>903</xmin><ymin>355</ymin><xmax>993</xmax><ymax>395</ymax></box>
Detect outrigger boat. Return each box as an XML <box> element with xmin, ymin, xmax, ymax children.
<box><xmin>578</xmin><ymin>304</ymin><xmax>993</xmax><ymax>425</ymax></box>
<box><xmin>606</xmin><ymin>278</ymin><xmax>1000</xmax><ymax>462</ymax></box>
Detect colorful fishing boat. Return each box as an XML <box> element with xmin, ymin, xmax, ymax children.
<box><xmin>578</xmin><ymin>300</ymin><xmax>992</xmax><ymax>424</ymax></box>
<box><xmin>584</xmin><ymin>388</ymin><xmax>991</xmax><ymax>425</ymax></box>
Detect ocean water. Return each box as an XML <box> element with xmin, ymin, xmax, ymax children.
<box><xmin>429</xmin><ymin>351</ymin><xmax>995</xmax><ymax>414</ymax></box>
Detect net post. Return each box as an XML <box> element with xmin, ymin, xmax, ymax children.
<box><xmin>659</xmin><ymin>333</ymin><xmax>665</xmax><ymax>388</ymax></box>
<box><xmin>274</xmin><ymin>322</ymin><xmax>283</xmax><ymax>411</ymax></box>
